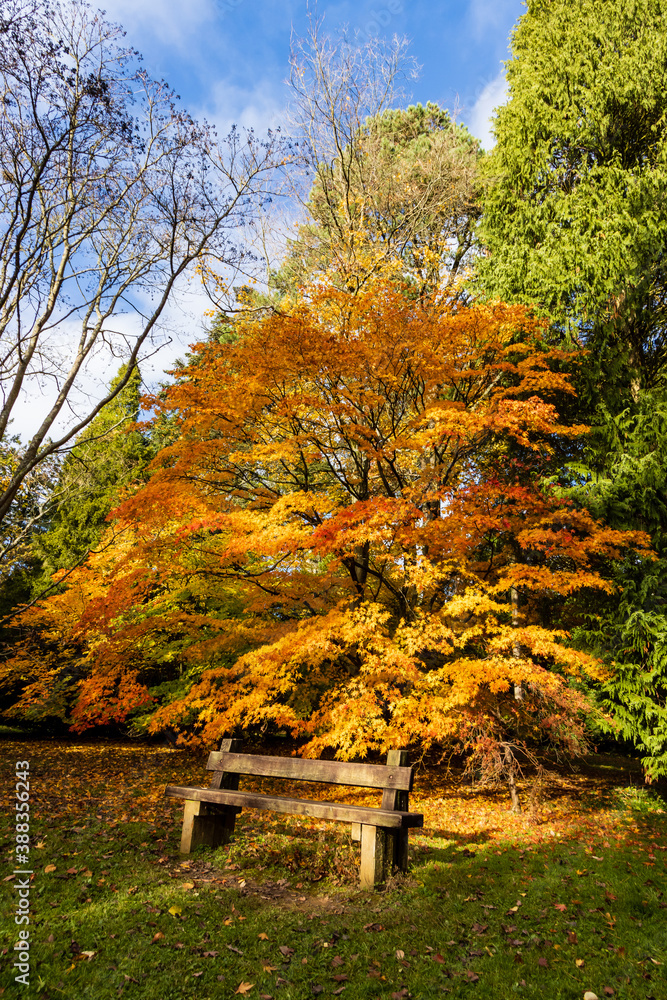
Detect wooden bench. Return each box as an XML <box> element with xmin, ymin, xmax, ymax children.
<box><xmin>166</xmin><ymin>739</ymin><xmax>423</xmax><ymax>889</ymax></box>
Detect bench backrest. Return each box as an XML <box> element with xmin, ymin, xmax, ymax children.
<box><xmin>206</xmin><ymin>749</ymin><xmax>413</xmax><ymax>791</ymax></box>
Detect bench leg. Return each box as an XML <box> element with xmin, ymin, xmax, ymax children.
<box><xmin>386</xmin><ymin>829</ymin><xmax>409</xmax><ymax>874</ymax></box>
<box><xmin>360</xmin><ymin>824</ymin><xmax>388</xmax><ymax>889</ymax></box>
<box><xmin>180</xmin><ymin>801</ymin><xmax>238</xmax><ymax>853</ymax></box>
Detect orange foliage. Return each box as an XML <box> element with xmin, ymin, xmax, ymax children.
<box><xmin>4</xmin><ymin>279</ymin><xmax>655</xmax><ymax>768</ymax></box>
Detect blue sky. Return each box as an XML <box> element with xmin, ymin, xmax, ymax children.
<box><xmin>101</xmin><ymin>0</ymin><xmax>525</xmax><ymax>149</ymax></box>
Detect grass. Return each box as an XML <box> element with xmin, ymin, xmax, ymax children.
<box><xmin>0</xmin><ymin>739</ymin><xmax>665</xmax><ymax>1000</ymax></box>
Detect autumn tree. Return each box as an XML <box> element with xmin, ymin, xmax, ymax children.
<box><xmin>9</xmin><ymin>278</ymin><xmax>654</xmax><ymax>802</ymax></box>
<box><xmin>0</xmin><ymin>0</ymin><xmax>282</xmax><ymax>549</ymax></box>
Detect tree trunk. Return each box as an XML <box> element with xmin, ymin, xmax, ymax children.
<box><xmin>504</xmin><ymin>743</ymin><xmax>521</xmax><ymax>813</ymax></box>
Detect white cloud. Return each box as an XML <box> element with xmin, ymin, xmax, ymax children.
<box><xmin>469</xmin><ymin>69</ymin><xmax>507</xmax><ymax>151</ymax></box>
<box><xmin>201</xmin><ymin>77</ymin><xmax>288</xmax><ymax>138</ymax></box>
<box><xmin>96</xmin><ymin>0</ymin><xmax>217</xmax><ymax>48</ymax></box>
<box><xmin>468</xmin><ymin>0</ymin><xmax>519</xmax><ymax>41</ymax></box>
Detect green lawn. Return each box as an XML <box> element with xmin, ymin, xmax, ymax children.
<box><xmin>0</xmin><ymin>739</ymin><xmax>665</xmax><ymax>999</ymax></box>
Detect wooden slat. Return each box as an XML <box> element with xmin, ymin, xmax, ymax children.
<box><xmin>209</xmin><ymin>738</ymin><xmax>241</xmax><ymax>792</ymax></box>
<box><xmin>166</xmin><ymin>785</ymin><xmax>423</xmax><ymax>828</ymax></box>
<box><xmin>382</xmin><ymin>750</ymin><xmax>410</xmax><ymax>873</ymax></box>
<box><xmin>205</xmin><ymin>752</ymin><xmax>413</xmax><ymax>790</ymax></box>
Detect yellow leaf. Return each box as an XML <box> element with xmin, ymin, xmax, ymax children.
<box><xmin>44</xmin><ymin>864</ymin><xmax>56</xmax><ymax>874</ymax></box>
<box><xmin>258</xmin><ymin>932</ymin><xmax>269</xmax><ymax>940</ymax></box>
<box><xmin>168</xmin><ymin>905</ymin><xmax>182</xmax><ymax>917</ymax></box>
<box><xmin>182</xmin><ymin>881</ymin><xmax>195</xmax><ymax>890</ymax></box>
<box><xmin>235</xmin><ymin>984</ymin><xmax>254</xmax><ymax>995</ymax></box>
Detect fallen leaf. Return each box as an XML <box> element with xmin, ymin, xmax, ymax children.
<box><xmin>538</xmin><ymin>957</ymin><xmax>548</xmax><ymax>968</ymax></box>
<box><xmin>554</xmin><ymin>903</ymin><xmax>567</xmax><ymax>912</ymax></box>
<box><xmin>331</xmin><ymin>955</ymin><xmax>344</xmax><ymax>967</ymax></box>
<box><xmin>151</xmin><ymin>932</ymin><xmax>164</xmax><ymax>944</ymax></box>
<box><xmin>583</xmin><ymin>993</ymin><xmax>598</xmax><ymax>1000</ymax></box>
<box><xmin>576</xmin><ymin>959</ymin><xmax>585</xmax><ymax>968</ymax></box>
<box><xmin>44</xmin><ymin>865</ymin><xmax>56</xmax><ymax>874</ymax></box>
<box><xmin>603</xmin><ymin>990</ymin><xmax>614</xmax><ymax>997</ymax></box>
<box><xmin>234</xmin><ymin>984</ymin><xmax>254</xmax><ymax>995</ymax></box>
<box><xmin>279</xmin><ymin>945</ymin><xmax>294</xmax><ymax>958</ymax></box>
<box><xmin>182</xmin><ymin>881</ymin><xmax>195</xmax><ymax>890</ymax></box>
<box><xmin>168</xmin><ymin>905</ymin><xmax>182</xmax><ymax>917</ymax></box>
<box><xmin>227</xmin><ymin>945</ymin><xmax>244</xmax><ymax>955</ymax></box>
<box><xmin>258</xmin><ymin>933</ymin><xmax>269</xmax><ymax>941</ymax></box>
<box><xmin>262</xmin><ymin>965</ymin><xmax>277</xmax><ymax>973</ymax></box>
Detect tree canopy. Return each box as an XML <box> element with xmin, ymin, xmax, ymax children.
<box><xmin>2</xmin><ymin>278</ymin><xmax>653</xmax><ymax>795</ymax></box>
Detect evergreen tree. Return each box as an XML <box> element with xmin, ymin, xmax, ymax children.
<box><xmin>32</xmin><ymin>364</ymin><xmax>149</xmax><ymax>584</ymax></box>
<box><xmin>477</xmin><ymin>0</ymin><xmax>667</xmax><ymax>777</ymax></box>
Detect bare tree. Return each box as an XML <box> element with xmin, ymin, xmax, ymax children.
<box><xmin>0</xmin><ymin>0</ymin><xmax>283</xmax><ymax>529</ymax></box>
<box><xmin>283</xmin><ymin>16</ymin><xmax>481</xmax><ymax>293</ymax></box>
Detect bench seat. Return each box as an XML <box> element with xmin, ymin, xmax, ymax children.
<box><xmin>166</xmin><ymin>784</ymin><xmax>424</xmax><ymax>828</ymax></box>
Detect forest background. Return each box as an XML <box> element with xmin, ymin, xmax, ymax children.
<box><xmin>1</xmin><ymin>0</ymin><xmax>667</xmax><ymax>804</ymax></box>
